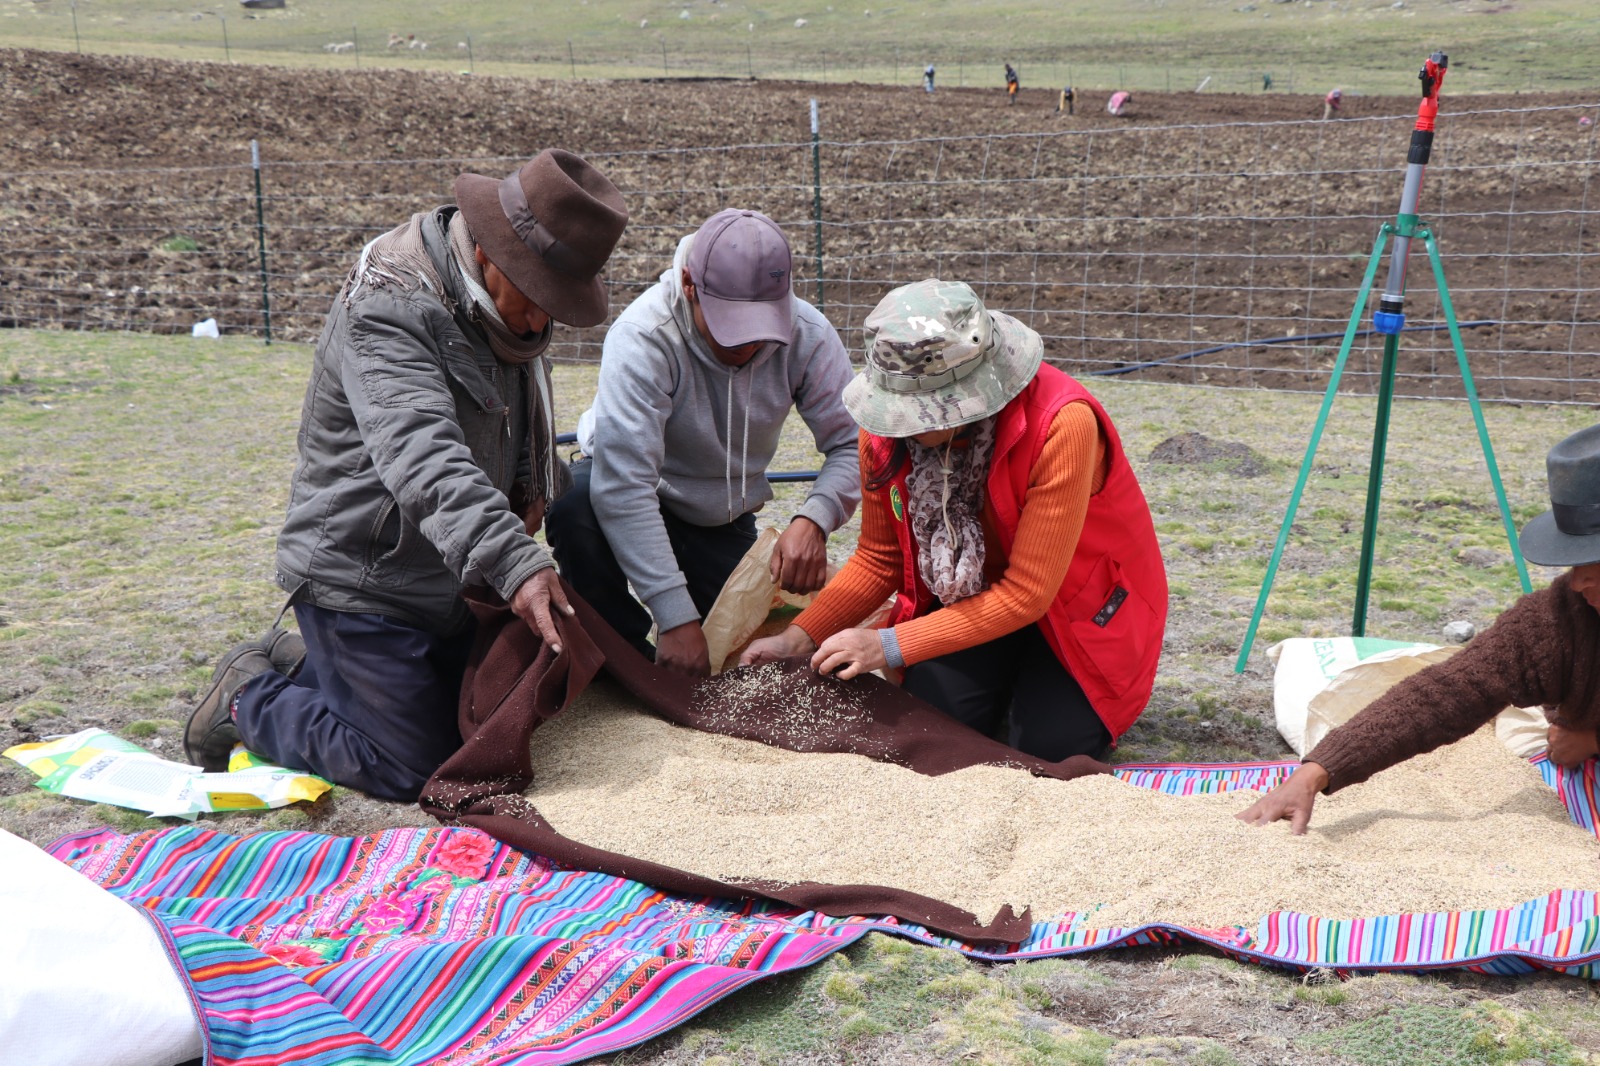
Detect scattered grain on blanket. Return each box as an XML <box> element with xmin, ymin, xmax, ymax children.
<box><xmin>690</xmin><ymin>661</ymin><xmax>869</xmax><ymax>740</ymax></box>
<box><xmin>529</xmin><ymin>685</ymin><xmax>1599</xmax><ymax>930</ymax></box>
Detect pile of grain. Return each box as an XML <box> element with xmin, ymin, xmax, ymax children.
<box><xmin>528</xmin><ymin>683</ymin><xmax>1599</xmax><ymax>930</ymax></box>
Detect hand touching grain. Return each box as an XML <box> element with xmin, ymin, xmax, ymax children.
<box><xmin>739</xmin><ymin>624</ymin><xmax>817</xmax><ymax>667</ymax></box>
<box><xmin>1547</xmin><ymin>722</ymin><xmax>1600</xmax><ymax>769</ymax></box>
<box><xmin>1235</xmin><ymin>761</ymin><xmax>1330</xmax><ymax>835</ymax></box>
<box><xmin>811</xmin><ymin>627</ymin><xmax>886</xmax><ymax>681</ymax></box>
<box><xmin>657</xmin><ymin>621</ymin><xmax>712</xmax><ymax>677</ymax></box>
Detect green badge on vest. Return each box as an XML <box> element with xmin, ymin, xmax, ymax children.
<box><xmin>890</xmin><ymin>485</ymin><xmax>905</xmax><ymax>522</ymax></box>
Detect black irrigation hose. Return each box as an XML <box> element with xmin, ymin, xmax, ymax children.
<box><xmin>554</xmin><ymin>432</ymin><xmax>821</xmax><ymax>483</ymax></box>
<box><xmin>1088</xmin><ymin>319</ymin><xmax>1497</xmax><ymax>377</ymax></box>
<box><xmin>547</xmin><ymin>320</ymin><xmax>1494</xmax><ymax>482</ymax></box>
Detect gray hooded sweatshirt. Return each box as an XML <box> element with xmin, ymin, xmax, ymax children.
<box><xmin>588</xmin><ymin>234</ymin><xmax>860</xmax><ymax>633</ymax></box>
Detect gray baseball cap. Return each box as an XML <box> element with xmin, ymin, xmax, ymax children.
<box><xmin>685</xmin><ymin>209</ymin><xmax>795</xmax><ymax>347</ymax></box>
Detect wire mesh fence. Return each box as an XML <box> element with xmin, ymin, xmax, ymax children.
<box><xmin>3</xmin><ymin>101</ymin><xmax>1598</xmax><ymax>403</ymax></box>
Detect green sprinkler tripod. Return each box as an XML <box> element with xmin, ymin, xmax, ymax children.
<box><xmin>1234</xmin><ymin>52</ymin><xmax>1532</xmax><ymax>673</ymax></box>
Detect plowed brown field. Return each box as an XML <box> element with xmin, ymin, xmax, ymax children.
<box><xmin>4</xmin><ymin>47</ymin><xmax>1597</xmax><ymax>401</ymax></box>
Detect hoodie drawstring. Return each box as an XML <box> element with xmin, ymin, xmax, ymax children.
<box><xmin>725</xmin><ymin>371</ymin><xmax>735</xmax><ymax>523</ymax></box>
<box><xmin>740</xmin><ymin>370</ymin><xmax>752</xmax><ymax>519</ymax></box>
<box><xmin>724</xmin><ymin>367</ymin><xmax>754</xmax><ymax>523</ymax></box>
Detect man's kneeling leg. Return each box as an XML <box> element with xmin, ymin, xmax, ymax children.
<box><xmin>232</xmin><ymin>605</ymin><xmax>474</xmax><ymax>802</ymax></box>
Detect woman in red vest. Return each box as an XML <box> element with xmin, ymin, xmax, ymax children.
<box><xmin>742</xmin><ymin>279</ymin><xmax>1168</xmax><ymax>760</ymax></box>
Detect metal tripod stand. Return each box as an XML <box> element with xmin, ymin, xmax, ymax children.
<box><xmin>1234</xmin><ymin>52</ymin><xmax>1532</xmax><ymax>673</ymax></box>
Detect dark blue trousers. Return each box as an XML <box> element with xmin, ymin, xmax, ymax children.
<box><xmin>902</xmin><ymin>623</ymin><xmax>1111</xmax><ymax>762</ymax></box>
<box><xmin>546</xmin><ymin>458</ymin><xmax>758</xmax><ymax>660</ymax></box>
<box><xmin>233</xmin><ymin>604</ymin><xmax>475</xmax><ymax>802</ymax></box>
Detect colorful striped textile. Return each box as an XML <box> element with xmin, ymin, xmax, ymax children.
<box><xmin>47</xmin><ymin>756</ymin><xmax>1600</xmax><ymax>1066</ymax></box>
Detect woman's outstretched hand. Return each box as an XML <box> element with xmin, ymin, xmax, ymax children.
<box><xmin>1235</xmin><ymin>762</ymin><xmax>1331</xmax><ymax>835</ymax></box>
<box><xmin>738</xmin><ymin>624</ymin><xmax>818</xmax><ymax>668</ymax></box>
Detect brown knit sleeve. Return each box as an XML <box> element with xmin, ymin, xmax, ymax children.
<box><xmin>1306</xmin><ymin>582</ymin><xmax>1575</xmax><ymax>793</ymax></box>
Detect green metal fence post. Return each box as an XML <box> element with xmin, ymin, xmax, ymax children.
<box><xmin>810</xmin><ymin>99</ymin><xmax>825</xmax><ymax>315</ymax></box>
<box><xmin>251</xmin><ymin>140</ymin><xmax>273</xmax><ymax>345</ymax></box>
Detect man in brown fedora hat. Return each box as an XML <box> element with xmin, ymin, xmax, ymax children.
<box><xmin>1239</xmin><ymin>423</ymin><xmax>1600</xmax><ymax>834</ymax></box>
<box><xmin>184</xmin><ymin>149</ymin><xmax>628</xmax><ymax>801</ymax></box>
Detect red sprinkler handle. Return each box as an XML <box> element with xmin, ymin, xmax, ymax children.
<box><xmin>1415</xmin><ymin>52</ymin><xmax>1447</xmax><ymax>132</ymax></box>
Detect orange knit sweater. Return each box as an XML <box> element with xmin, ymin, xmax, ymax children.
<box><xmin>794</xmin><ymin>402</ymin><xmax>1106</xmax><ymax>665</ymax></box>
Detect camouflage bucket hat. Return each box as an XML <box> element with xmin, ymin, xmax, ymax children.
<box><xmin>842</xmin><ymin>279</ymin><xmax>1044</xmax><ymax>438</ymax></box>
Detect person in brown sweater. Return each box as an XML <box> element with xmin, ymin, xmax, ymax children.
<box><xmin>1239</xmin><ymin>423</ymin><xmax>1600</xmax><ymax>833</ymax></box>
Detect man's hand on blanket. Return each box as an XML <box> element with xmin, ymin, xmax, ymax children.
<box><xmin>771</xmin><ymin>517</ymin><xmax>828</xmax><ymax>595</ymax></box>
<box><xmin>512</xmin><ymin>566</ymin><xmax>574</xmax><ymax>656</ymax></box>
<box><xmin>1235</xmin><ymin>761</ymin><xmax>1330</xmax><ymax>835</ymax></box>
<box><xmin>739</xmin><ymin>624</ymin><xmax>818</xmax><ymax>667</ymax></box>
<box><xmin>1547</xmin><ymin>722</ymin><xmax>1600</xmax><ymax>769</ymax></box>
<box><xmin>811</xmin><ymin>627</ymin><xmax>887</xmax><ymax>681</ymax></box>
<box><xmin>657</xmin><ymin>621</ymin><xmax>712</xmax><ymax>677</ymax></box>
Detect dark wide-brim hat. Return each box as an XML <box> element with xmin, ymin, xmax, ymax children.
<box><xmin>842</xmin><ymin>279</ymin><xmax>1043</xmax><ymax>438</ymax></box>
<box><xmin>454</xmin><ymin>149</ymin><xmax>628</xmax><ymax>328</ymax></box>
<box><xmin>1519</xmin><ymin>423</ymin><xmax>1600</xmax><ymax>567</ymax></box>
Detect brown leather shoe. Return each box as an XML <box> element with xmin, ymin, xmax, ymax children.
<box><xmin>184</xmin><ymin>641</ymin><xmax>274</xmax><ymax>772</ymax></box>
<box><xmin>262</xmin><ymin>628</ymin><xmax>306</xmax><ymax>678</ymax></box>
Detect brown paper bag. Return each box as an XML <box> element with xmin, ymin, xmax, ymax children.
<box><xmin>703</xmin><ymin>528</ymin><xmax>787</xmax><ymax>675</ymax></box>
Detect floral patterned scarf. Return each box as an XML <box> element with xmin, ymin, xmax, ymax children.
<box><xmin>905</xmin><ymin>417</ymin><xmax>997</xmax><ymax>605</ymax></box>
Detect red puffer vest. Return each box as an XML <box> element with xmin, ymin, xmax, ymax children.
<box><xmin>868</xmin><ymin>364</ymin><xmax>1168</xmax><ymax>739</ymax></box>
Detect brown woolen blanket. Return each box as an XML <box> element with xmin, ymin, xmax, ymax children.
<box><xmin>419</xmin><ymin>586</ymin><xmax>1111</xmax><ymax>944</ymax></box>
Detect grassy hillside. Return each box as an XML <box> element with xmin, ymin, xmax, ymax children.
<box><xmin>1</xmin><ymin>0</ymin><xmax>1597</xmax><ymax>93</ymax></box>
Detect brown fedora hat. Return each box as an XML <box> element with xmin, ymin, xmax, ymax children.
<box><xmin>454</xmin><ymin>149</ymin><xmax>628</xmax><ymax>328</ymax></box>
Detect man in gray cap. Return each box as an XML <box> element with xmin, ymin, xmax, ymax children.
<box><xmin>546</xmin><ymin>208</ymin><xmax>859</xmax><ymax>675</ymax></box>
<box><xmin>1240</xmin><ymin>423</ymin><xmax>1600</xmax><ymax>833</ymax></box>
<box><xmin>184</xmin><ymin>149</ymin><xmax>629</xmax><ymax>801</ymax></box>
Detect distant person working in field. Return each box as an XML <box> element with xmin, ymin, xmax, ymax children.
<box><xmin>743</xmin><ymin>280</ymin><xmax>1169</xmax><ymax>762</ymax></box>
<box><xmin>1004</xmin><ymin>63</ymin><xmax>1019</xmax><ymax>104</ymax></box>
<box><xmin>183</xmin><ymin>150</ymin><xmax>629</xmax><ymax>801</ymax></box>
<box><xmin>546</xmin><ymin>209</ymin><xmax>859</xmax><ymax>676</ymax></box>
<box><xmin>1323</xmin><ymin>87</ymin><xmax>1343</xmax><ymax>119</ymax></box>
<box><xmin>1107</xmin><ymin>90</ymin><xmax>1131</xmax><ymax>117</ymax></box>
<box><xmin>1240</xmin><ymin>424</ymin><xmax>1600</xmax><ymax>834</ymax></box>
<box><xmin>924</xmin><ymin>63</ymin><xmax>936</xmax><ymax>93</ymax></box>
<box><xmin>1057</xmin><ymin>85</ymin><xmax>1075</xmax><ymax>115</ymax></box>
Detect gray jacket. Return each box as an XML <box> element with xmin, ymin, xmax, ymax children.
<box><xmin>275</xmin><ymin>207</ymin><xmax>554</xmax><ymax>633</ymax></box>
<box><xmin>588</xmin><ymin>235</ymin><xmax>860</xmax><ymax>633</ymax></box>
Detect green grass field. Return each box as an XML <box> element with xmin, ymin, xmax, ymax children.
<box><xmin>3</xmin><ymin>0</ymin><xmax>1597</xmax><ymax>93</ymax></box>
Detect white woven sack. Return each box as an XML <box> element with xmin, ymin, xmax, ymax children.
<box><xmin>0</xmin><ymin>828</ymin><xmax>203</xmax><ymax>1066</ymax></box>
